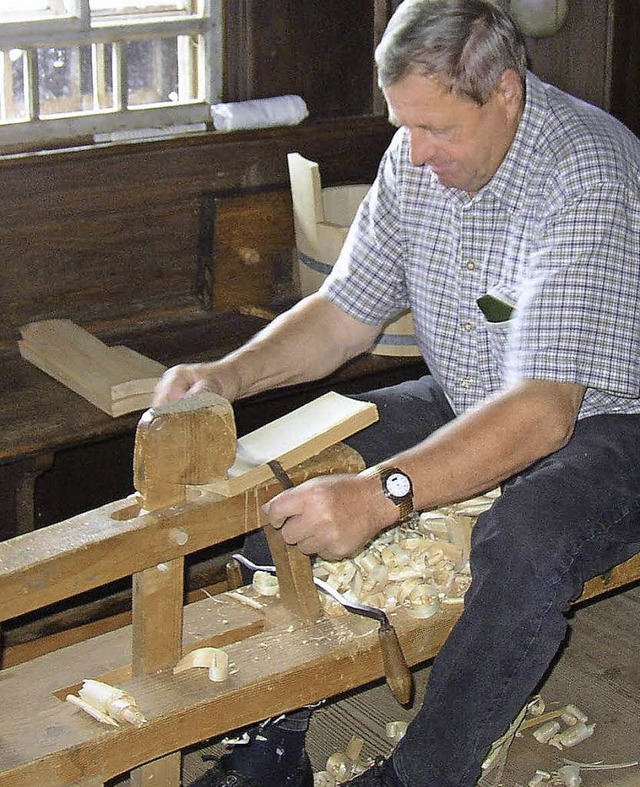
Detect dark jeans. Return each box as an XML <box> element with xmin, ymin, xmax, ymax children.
<box><xmin>245</xmin><ymin>376</ymin><xmax>640</xmax><ymax>786</ymax></box>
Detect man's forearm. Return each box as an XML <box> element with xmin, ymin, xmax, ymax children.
<box><xmin>381</xmin><ymin>379</ymin><xmax>586</xmax><ymax>514</ymax></box>
<box><xmin>216</xmin><ymin>293</ymin><xmax>381</xmax><ymax>400</ymax></box>
<box><xmin>262</xmin><ymin>379</ymin><xmax>586</xmax><ymax>560</ymax></box>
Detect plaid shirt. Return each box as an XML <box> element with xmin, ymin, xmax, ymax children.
<box><xmin>322</xmin><ymin>72</ymin><xmax>640</xmax><ymax>418</ymax></box>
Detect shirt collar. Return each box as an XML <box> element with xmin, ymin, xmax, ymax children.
<box><xmin>474</xmin><ymin>72</ymin><xmax>547</xmax><ymax>210</ymax></box>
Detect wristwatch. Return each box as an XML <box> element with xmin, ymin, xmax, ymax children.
<box><xmin>362</xmin><ymin>465</ymin><xmax>414</xmax><ymax>523</ymax></box>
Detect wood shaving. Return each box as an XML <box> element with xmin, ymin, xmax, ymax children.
<box><xmin>313</xmin><ymin>489</ymin><xmax>499</xmax><ymax>618</ymax></box>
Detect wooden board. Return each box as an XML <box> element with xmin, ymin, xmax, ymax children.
<box><xmin>0</xmin><ymin>588</ymin><xmax>462</xmax><ymax>786</ymax></box>
<box><xmin>200</xmin><ymin>392</ymin><xmax>378</xmax><ymax>496</ymax></box>
<box><xmin>18</xmin><ymin>319</ymin><xmax>166</xmax><ymax>417</ymax></box>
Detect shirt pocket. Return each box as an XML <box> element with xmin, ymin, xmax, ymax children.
<box><xmin>477</xmin><ymin>291</ymin><xmax>515</xmax><ymax>383</ymax></box>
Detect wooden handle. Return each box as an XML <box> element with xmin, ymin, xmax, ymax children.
<box><xmin>378</xmin><ymin>622</ymin><xmax>413</xmax><ymax>706</ymax></box>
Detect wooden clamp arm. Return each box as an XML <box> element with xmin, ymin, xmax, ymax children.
<box><xmin>258</xmin><ymin>460</ymin><xmax>323</xmax><ymax>621</ymax></box>
<box><xmin>130</xmin><ymin>392</ymin><xmax>238</xmax><ymax>787</ymax></box>
<box><xmin>134</xmin><ymin>391</ymin><xmax>237</xmax><ymax>510</ymax></box>
<box><xmin>263</xmin><ymin>521</ymin><xmax>323</xmax><ymax>621</ymax></box>
<box><xmin>131</xmin><ymin>390</ymin><xmax>238</xmax><ymax>671</ymax></box>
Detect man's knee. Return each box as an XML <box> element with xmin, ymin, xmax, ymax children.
<box><xmin>469</xmin><ymin>491</ymin><xmax>580</xmax><ymax>606</ymax></box>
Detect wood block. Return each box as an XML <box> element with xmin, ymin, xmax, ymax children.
<box><xmin>134</xmin><ymin>391</ymin><xmax>236</xmax><ymax>509</ymax></box>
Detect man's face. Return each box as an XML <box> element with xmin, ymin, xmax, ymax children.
<box><xmin>384</xmin><ymin>70</ymin><xmax>524</xmax><ymax>195</ymax></box>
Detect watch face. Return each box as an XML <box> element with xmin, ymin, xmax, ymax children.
<box><xmin>385</xmin><ymin>471</ymin><xmax>411</xmax><ymax>498</ymax></box>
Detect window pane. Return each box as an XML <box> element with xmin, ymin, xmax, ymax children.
<box><xmin>127</xmin><ymin>35</ymin><xmax>198</xmax><ymax>107</ymax></box>
<box><xmin>90</xmin><ymin>1</ymin><xmax>197</xmax><ymax>18</ymax></box>
<box><xmin>38</xmin><ymin>44</ymin><xmax>115</xmax><ymax>116</ymax></box>
<box><xmin>0</xmin><ymin>49</ymin><xmax>27</xmax><ymax>122</ymax></box>
<box><xmin>0</xmin><ymin>1</ymin><xmax>72</xmax><ymax>22</ymax></box>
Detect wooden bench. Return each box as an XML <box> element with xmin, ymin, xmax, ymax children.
<box><xmin>0</xmin><ymin>392</ymin><xmax>638</xmax><ymax>787</ymax></box>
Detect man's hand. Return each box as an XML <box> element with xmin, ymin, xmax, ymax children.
<box><xmin>153</xmin><ymin>362</ymin><xmax>236</xmax><ymax>406</ymax></box>
<box><xmin>263</xmin><ymin>472</ymin><xmax>397</xmax><ymax>561</ymax></box>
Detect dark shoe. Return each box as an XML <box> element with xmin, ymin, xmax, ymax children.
<box><xmin>188</xmin><ymin>750</ymin><xmax>314</xmax><ymax>787</ymax></box>
<box><xmin>342</xmin><ymin>756</ymin><xmax>400</xmax><ymax>786</ymax></box>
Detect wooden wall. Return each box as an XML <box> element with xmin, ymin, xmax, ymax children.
<box><xmin>224</xmin><ymin>0</ymin><xmax>379</xmax><ymax>119</ymax></box>
<box><xmin>0</xmin><ymin>118</ymin><xmax>394</xmax><ymax>351</ymax></box>
<box><xmin>609</xmin><ymin>0</ymin><xmax>640</xmax><ymax>134</ymax></box>
<box><xmin>0</xmin><ymin>0</ymin><xmax>636</xmax><ymax>351</ymax></box>
<box><xmin>223</xmin><ymin>0</ymin><xmax>635</xmax><ymax>123</ymax></box>
<box><xmin>0</xmin><ymin>0</ymin><xmax>637</xmax><ymax>349</ymax></box>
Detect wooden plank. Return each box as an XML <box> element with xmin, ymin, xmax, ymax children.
<box><xmin>0</xmin><ymin>591</ymin><xmax>267</xmax><ymax>783</ymax></box>
<box><xmin>18</xmin><ymin>320</ymin><xmax>166</xmax><ymax>416</ymax></box>
<box><xmin>578</xmin><ymin>551</ymin><xmax>640</xmax><ymax>603</ymax></box>
<box><xmin>203</xmin><ymin>392</ymin><xmax>378</xmax><ymax>496</ymax></box>
<box><xmin>108</xmin><ymin>346</ymin><xmax>167</xmax><ymax>401</ymax></box>
<box><xmin>132</xmin><ymin>559</ymin><xmax>185</xmax><ymax>676</ymax></box>
<box><xmin>0</xmin><ymin>558</ymin><xmax>638</xmax><ymax>785</ymax></box>
<box><xmin>0</xmin><ymin>594</ymin><xmax>460</xmax><ymax>786</ymax></box>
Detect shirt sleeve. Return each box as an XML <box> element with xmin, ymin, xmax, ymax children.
<box><xmin>505</xmin><ymin>182</ymin><xmax>640</xmax><ymax>398</ymax></box>
<box><xmin>320</xmin><ymin>130</ymin><xmax>411</xmax><ymax>325</ymax></box>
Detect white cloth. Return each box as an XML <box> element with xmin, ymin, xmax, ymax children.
<box><xmin>211</xmin><ymin>95</ymin><xmax>308</xmax><ymax>132</ymax></box>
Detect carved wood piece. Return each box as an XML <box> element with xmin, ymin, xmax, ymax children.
<box><xmin>202</xmin><ymin>391</ymin><xmax>377</xmax><ymax>497</ymax></box>
<box><xmin>18</xmin><ymin>320</ymin><xmax>166</xmax><ymax>417</ymax></box>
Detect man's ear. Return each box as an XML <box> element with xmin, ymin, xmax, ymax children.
<box><xmin>496</xmin><ymin>69</ymin><xmax>524</xmax><ymax>120</ymax></box>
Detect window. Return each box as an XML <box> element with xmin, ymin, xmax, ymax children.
<box><xmin>0</xmin><ymin>0</ymin><xmax>221</xmax><ymax>149</ymax></box>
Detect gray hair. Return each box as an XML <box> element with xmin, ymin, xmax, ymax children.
<box><xmin>376</xmin><ymin>0</ymin><xmax>528</xmax><ymax>105</ymax></box>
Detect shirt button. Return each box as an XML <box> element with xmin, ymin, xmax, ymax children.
<box><xmin>465</xmin><ymin>260</ymin><xmax>476</xmax><ymax>270</ymax></box>
<box><xmin>462</xmin><ymin>321</ymin><xmax>474</xmax><ymax>332</ymax></box>
<box><xmin>460</xmin><ymin>377</ymin><xmax>473</xmax><ymax>389</ymax></box>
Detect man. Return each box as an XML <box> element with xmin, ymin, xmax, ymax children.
<box><xmin>155</xmin><ymin>1</ymin><xmax>640</xmax><ymax>785</ymax></box>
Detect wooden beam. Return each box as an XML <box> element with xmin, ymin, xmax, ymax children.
<box><xmin>0</xmin><ymin>592</ymin><xmax>460</xmax><ymax>786</ymax></box>
<box><xmin>18</xmin><ymin>320</ymin><xmax>166</xmax><ymax>417</ymax></box>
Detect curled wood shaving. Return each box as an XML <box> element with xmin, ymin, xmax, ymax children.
<box><xmin>66</xmin><ymin>679</ymin><xmax>147</xmax><ymax>728</ymax></box>
<box><xmin>549</xmin><ymin>722</ymin><xmax>596</xmax><ymax>750</ymax></box>
<box><xmin>174</xmin><ymin>647</ymin><xmax>230</xmax><ymax>682</ymax></box>
<box><xmin>385</xmin><ymin>720</ymin><xmax>408</xmax><ymax>744</ymax></box>
<box><xmin>253</xmin><ymin>570</ymin><xmax>279</xmax><ymax>596</ymax></box>
<box><xmin>562</xmin><ymin>758</ymin><xmax>640</xmax><ymax>770</ymax></box>
<box><xmin>321</xmin><ymin>736</ymin><xmax>372</xmax><ymax>785</ymax></box>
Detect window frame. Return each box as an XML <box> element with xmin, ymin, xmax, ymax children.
<box><xmin>0</xmin><ymin>0</ymin><xmax>222</xmax><ymax>149</ymax></box>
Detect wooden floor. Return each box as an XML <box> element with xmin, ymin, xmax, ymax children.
<box><xmin>176</xmin><ymin>582</ymin><xmax>640</xmax><ymax>787</ymax></box>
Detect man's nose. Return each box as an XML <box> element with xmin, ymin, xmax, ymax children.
<box><xmin>409</xmin><ymin>128</ymin><xmax>437</xmax><ymax>166</ymax></box>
